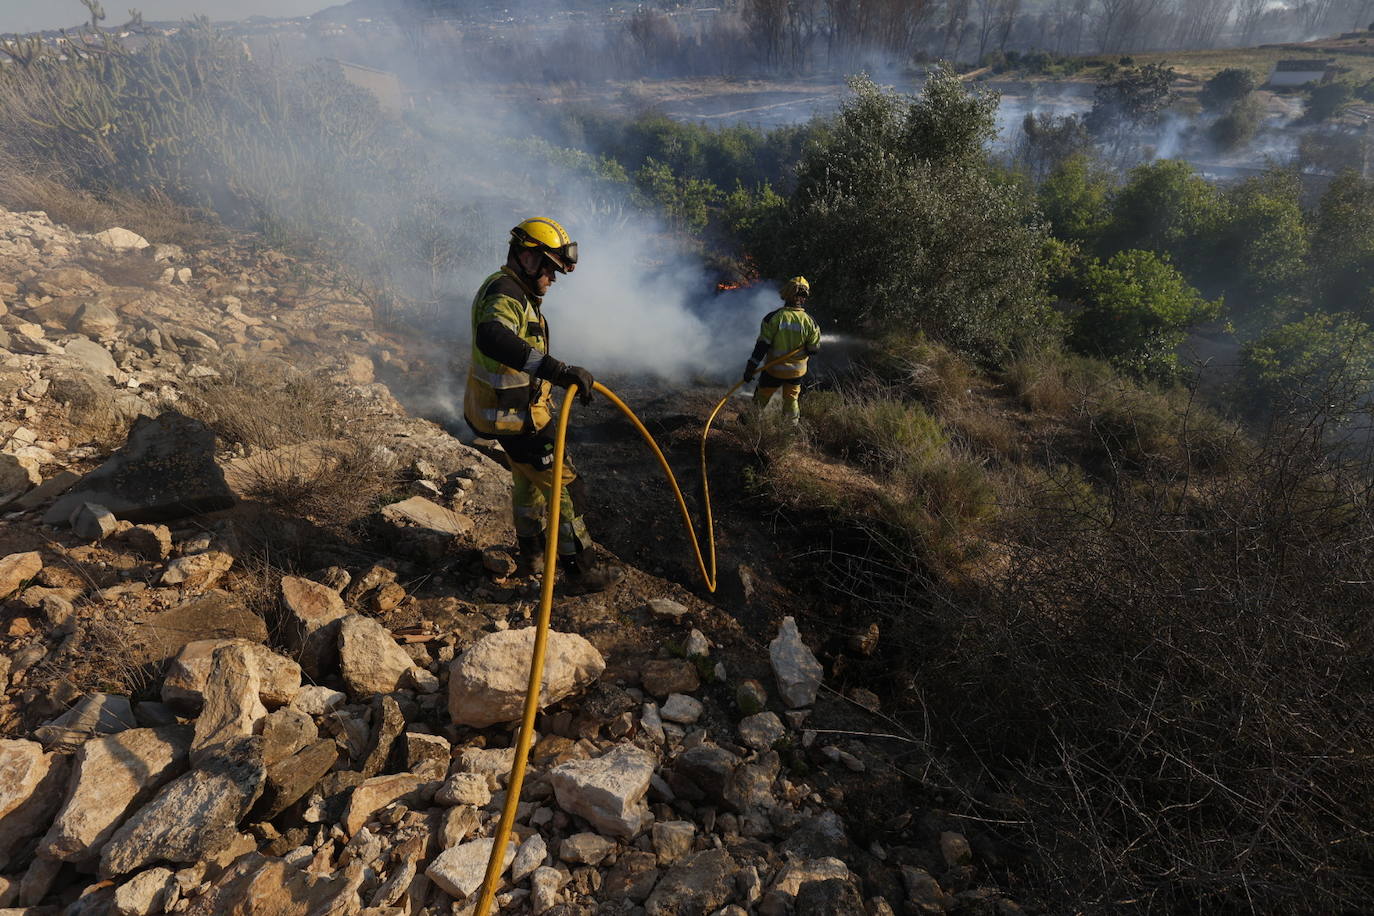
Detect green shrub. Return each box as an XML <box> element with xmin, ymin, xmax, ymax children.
<box><xmin>1208</xmin><ymin>95</ymin><xmax>1262</xmax><ymax>151</ymax></box>
<box><xmin>1198</xmin><ymin>67</ymin><xmax>1258</xmax><ymax>113</ymax></box>
<box><xmin>1304</xmin><ymin>80</ymin><xmax>1354</xmax><ymax>122</ymax></box>
<box><xmin>1089</xmin><ymin>384</ymin><xmax>1245</xmax><ymax>472</ymax></box>
<box><xmin>1310</xmin><ymin>171</ymin><xmax>1374</xmax><ymax>320</ymax></box>
<box><xmin>749</xmin><ymin>70</ymin><xmax>1052</xmax><ymax>361</ymax></box>
<box><xmin>1002</xmin><ymin>347</ymin><xmax>1115</xmax><ymax>414</ymax></box>
<box><xmin>1037</xmin><ymin>154</ymin><xmax>1114</xmax><ymax>248</ymax></box>
<box><xmin>804</xmin><ymin>390</ymin><xmax>950</xmax><ymax>476</ymax></box>
<box><xmin>1070</xmin><ymin>249</ymin><xmax>1222</xmax><ymax>380</ymax></box>
<box><xmin>1240</xmin><ymin>312</ymin><xmax>1374</xmax><ymax>416</ymax></box>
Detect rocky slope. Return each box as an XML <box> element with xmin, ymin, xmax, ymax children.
<box><xmin>0</xmin><ymin>206</ymin><xmax>1022</xmax><ymax>916</ymax></box>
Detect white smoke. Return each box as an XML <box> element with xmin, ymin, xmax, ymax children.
<box><xmin>544</xmin><ymin>229</ymin><xmax>778</xmax><ymax>382</ymax></box>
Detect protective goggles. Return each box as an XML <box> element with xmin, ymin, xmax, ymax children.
<box><xmin>513</xmin><ymin>227</ymin><xmax>578</xmax><ymax>273</ymax></box>
<box><xmin>543</xmin><ymin>240</ymin><xmax>578</xmax><ymax>273</ymax></box>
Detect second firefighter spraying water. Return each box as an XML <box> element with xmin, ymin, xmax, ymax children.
<box><xmin>462</xmin><ymin>217</ymin><xmax>624</xmax><ymax>593</ymax></box>
<box><xmin>743</xmin><ymin>276</ymin><xmax>822</xmax><ymax>421</ymax></box>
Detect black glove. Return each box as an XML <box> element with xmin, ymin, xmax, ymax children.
<box><xmin>537</xmin><ymin>355</ymin><xmax>595</xmax><ymax>405</ymax></box>
<box><xmin>743</xmin><ymin>362</ymin><xmax>758</xmax><ymax>383</ymax></box>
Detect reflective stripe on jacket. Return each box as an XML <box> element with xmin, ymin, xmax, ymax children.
<box><xmin>463</xmin><ymin>269</ymin><xmax>553</xmax><ymax>436</ymax></box>
<box><xmin>757</xmin><ymin>305</ymin><xmax>821</xmax><ymax>379</ymax></box>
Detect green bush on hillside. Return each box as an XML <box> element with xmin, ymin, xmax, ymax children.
<box><xmin>1240</xmin><ymin>312</ymin><xmax>1374</xmax><ymax>416</ymax></box>
<box><xmin>1070</xmin><ymin>249</ymin><xmax>1221</xmax><ymax>380</ymax></box>
<box><xmin>1198</xmin><ymin>67</ymin><xmax>1258</xmax><ymax>113</ymax></box>
<box><xmin>746</xmin><ymin>70</ymin><xmax>1052</xmax><ymax>361</ymax></box>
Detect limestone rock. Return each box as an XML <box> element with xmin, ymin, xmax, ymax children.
<box><xmin>259</xmin><ymin>708</ymin><xmax>316</xmax><ymax>766</ymax></box>
<box><xmin>337</xmin><ymin>615</ymin><xmax>415</xmax><ymax>698</ymax></box>
<box><xmin>112</xmin><ymin>865</ymin><xmax>175</xmax><ymax>916</ymax></box>
<box><xmin>560</xmin><ymin>831</ymin><xmax>616</xmax><ymax>865</ymax></box>
<box><xmin>162</xmin><ymin>639</ymin><xmax>301</xmax><ymax>714</ymax></box>
<box><xmin>44</xmin><ymin>412</ymin><xmax>236</xmax><ymax>526</ymax></box>
<box><xmin>647</xmin><ymin>598</ymin><xmax>688</xmax><ymax>621</ymax></box>
<box><xmin>34</xmin><ymin>693</ymin><xmax>136</xmax><ymax>749</ymax></box>
<box><xmin>40</xmin><ymin>725</ymin><xmax>192</xmax><ymax>863</ymax></box>
<box><xmin>116</xmin><ymin>523</ymin><xmax>172</xmax><ymax>560</ymax></box>
<box><xmin>530</xmin><ymin>865</ymin><xmax>563</xmax><ymax>914</ymax></box>
<box><xmin>191</xmin><ymin>644</ymin><xmax>267</xmax><ymax>763</ymax></box>
<box><xmin>601</xmin><ymin>848</ymin><xmax>660</xmax><ymax>904</ymax></box>
<box><xmin>770</xmin><ymin>857</ymin><xmax>852</xmax><ymax>899</ymax></box>
<box><xmin>359</xmin><ymin>695</ymin><xmax>405</xmax><ymax>777</ymax></box>
<box><xmin>651</xmin><ymin>820</ymin><xmax>696</xmax><ymax>864</ymax></box>
<box><xmin>71</xmin><ymin>502</ymin><xmax>118</xmax><ymax>540</ymax></box>
<box><xmin>161</xmin><ymin>549</ymin><xmax>234</xmax><ymax>590</ymax></box>
<box><xmin>660</xmin><ymin>694</ymin><xmax>703</xmax><ymax>725</ymax></box>
<box><xmin>74</xmin><ymin>302</ymin><xmax>119</xmax><ymax>339</ymax></box>
<box><xmin>641</xmin><ymin>659</ymin><xmax>699</xmax><ymax>699</ymax></box>
<box><xmin>0</xmin><ymin>551</ymin><xmax>42</xmax><ymax>600</ymax></box>
<box><xmin>99</xmin><ymin>736</ymin><xmax>265</xmax><ymax>879</ymax></box>
<box><xmin>289</xmin><ymin>686</ymin><xmax>345</xmax><ymax>716</ymax></box>
<box><xmin>738</xmin><ymin>712</ymin><xmax>786</xmax><ymax>752</ymax></box>
<box><xmin>769</xmin><ymin>616</ymin><xmax>823</xmax><ymax>708</ymax></box>
<box><xmin>644</xmin><ymin>848</ymin><xmax>736</xmax><ymax>916</ymax></box>
<box><xmin>178</xmin><ymin>851</ymin><xmax>359</xmax><ymax>916</ymax></box>
<box><xmin>0</xmin><ymin>740</ymin><xmax>70</xmax><ymax>871</ymax></box>
<box><xmin>380</xmin><ymin>495</ymin><xmax>471</xmax><ymax>536</ymax></box>
<box><xmin>0</xmin><ymin>455</ymin><xmax>41</xmax><ymax>503</ymax></box>
<box><xmin>342</xmin><ymin>773</ymin><xmax>429</xmax><ymax>836</ymax></box>
<box><xmin>510</xmin><ymin>833</ymin><xmax>546</xmax><ymax>885</ymax></box>
<box><xmin>254</xmin><ymin>739</ymin><xmax>338</xmax><ymax>821</ymax></box>
<box><xmin>549</xmin><ymin>744</ymin><xmax>656</xmax><ymax>839</ymax></box>
<box><xmin>64</xmin><ymin>336</ymin><xmax>119</xmax><ymax>379</ymax></box>
<box><xmin>795</xmin><ymin>877</ymin><xmax>864</xmax><ymax>914</ymax></box>
<box><xmin>279</xmin><ymin>576</ymin><xmax>348</xmax><ymax>679</ymax></box>
<box><xmin>436</xmin><ymin>772</ymin><xmax>491</xmax><ymax>808</ymax></box>
<box><xmin>133</xmin><ymin>592</ymin><xmax>267</xmax><ymax>668</ymax></box>
<box><xmin>406</xmin><ymin>732</ymin><xmax>450</xmax><ymax>772</ymax></box>
<box><xmin>425</xmin><ymin>837</ymin><xmax>516</xmax><ymax>901</ymax></box>
<box><xmin>448</xmin><ymin>628</ymin><xmax>605</xmax><ymax>728</ymax></box>
<box><xmin>94</xmin><ymin>227</ymin><xmax>150</xmax><ymax>250</ymax></box>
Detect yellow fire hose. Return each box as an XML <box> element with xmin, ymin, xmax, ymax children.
<box><xmin>472</xmin><ymin>348</ymin><xmax>803</xmax><ymax>915</ymax></box>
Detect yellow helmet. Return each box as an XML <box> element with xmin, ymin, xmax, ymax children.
<box><xmin>780</xmin><ymin>276</ymin><xmax>810</xmax><ymax>301</ymax></box>
<box><xmin>510</xmin><ymin>217</ymin><xmax>578</xmax><ymax>273</ymax></box>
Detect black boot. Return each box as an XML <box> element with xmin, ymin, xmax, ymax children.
<box><xmin>559</xmin><ymin>546</ymin><xmax>624</xmax><ymax>594</ymax></box>
<box><xmin>515</xmin><ymin>535</ymin><xmax>544</xmax><ymax>577</ymax></box>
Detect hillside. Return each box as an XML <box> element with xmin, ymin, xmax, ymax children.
<box><xmin>0</xmin><ymin>206</ymin><xmax>1013</xmax><ymax>915</ymax></box>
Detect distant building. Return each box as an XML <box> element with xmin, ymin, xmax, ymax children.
<box><xmin>329</xmin><ymin>59</ymin><xmax>409</xmax><ymax>115</ymax></box>
<box><xmin>1267</xmin><ymin>59</ymin><xmax>1335</xmax><ymax>87</ymax></box>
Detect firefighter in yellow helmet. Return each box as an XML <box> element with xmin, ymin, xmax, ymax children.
<box><xmin>743</xmin><ymin>277</ymin><xmax>821</xmax><ymax>421</ymax></box>
<box><xmin>463</xmin><ymin>217</ymin><xmax>623</xmax><ymax>592</ymax></box>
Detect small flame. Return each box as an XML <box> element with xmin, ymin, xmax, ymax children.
<box><xmin>715</xmin><ymin>255</ymin><xmax>760</xmax><ymax>293</ymax></box>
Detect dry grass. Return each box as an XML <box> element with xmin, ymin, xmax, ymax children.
<box><xmin>0</xmin><ymin>156</ymin><xmax>218</xmax><ymax>247</ymax></box>
<box><xmin>180</xmin><ymin>357</ymin><xmax>399</xmax><ymax>535</ymax></box>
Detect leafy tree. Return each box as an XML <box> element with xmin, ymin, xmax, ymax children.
<box><xmin>1303</xmin><ymin>81</ymin><xmax>1354</xmax><ymax>123</ymax></box>
<box><xmin>1240</xmin><ymin>312</ymin><xmax>1374</xmax><ymax>415</ymax></box>
<box><xmin>1015</xmin><ymin>112</ymin><xmax>1092</xmax><ymax>183</ymax></box>
<box><xmin>755</xmin><ymin>70</ymin><xmax>1051</xmax><ymax>360</ymax></box>
<box><xmin>1310</xmin><ymin>171</ymin><xmax>1374</xmax><ymax>320</ymax></box>
<box><xmin>1038</xmin><ymin>153</ymin><xmax>1114</xmax><ymax>248</ymax></box>
<box><xmin>1198</xmin><ymin>67</ymin><xmax>1257</xmax><ymax>113</ymax></box>
<box><xmin>1207</xmin><ymin>95</ymin><xmax>1262</xmax><ymax>151</ymax></box>
<box><xmin>632</xmin><ymin>158</ymin><xmax>720</xmax><ymax>235</ymax></box>
<box><xmin>1206</xmin><ymin>169</ymin><xmax>1309</xmax><ymax>328</ymax></box>
<box><xmin>1070</xmin><ymin>249</ymin><xmax>1221</xmax><ymax>380</ymax></box>
<box><xmin>1099</xmin><ymin>159</ymin><xmax>1220</xmax><ymax>275</ymax></box>
<box><xmin>1085</xmin><ymin>63</ymin><xmax>1177</xmax><ymax>137</ymax></box>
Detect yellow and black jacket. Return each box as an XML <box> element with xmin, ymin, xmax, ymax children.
<box><xmin>750</xmin><ymin>304</ymin><xmax>821</xmax><ymax>380</ymax></box>
<box><xmin>463</xmin><ymin>268</ymin><xmax>555</xmax><ymax>436</ymax></box>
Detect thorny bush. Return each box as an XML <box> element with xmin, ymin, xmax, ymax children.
<box><xmin>844</xmin><ymin>398</ymin><xmax>1374</xmax><ymax>912</ymax></box>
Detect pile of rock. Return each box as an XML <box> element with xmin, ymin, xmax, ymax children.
<box><xmin>0</xmin><ymin>560</ymin><xmax>1017</xmax><ymax>916</ymax></box>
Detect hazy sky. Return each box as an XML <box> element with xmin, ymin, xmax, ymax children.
<box><xmin>0</xmin><ymin>1</ymin><xmax>330</xmax><ymax>34</ymax></box>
